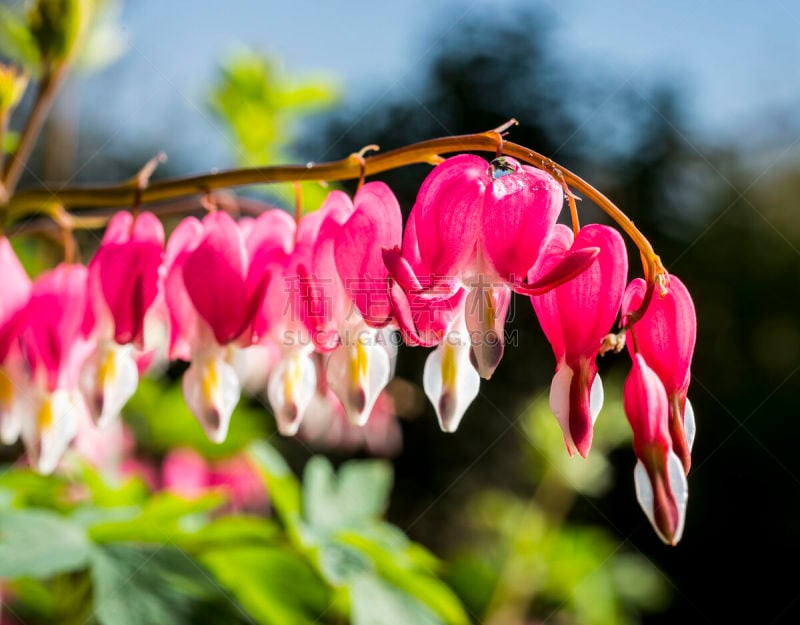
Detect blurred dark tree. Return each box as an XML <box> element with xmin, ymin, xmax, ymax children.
<box><xmin>308</xmin><ymin>7</ymin><xmax>800</xmax><ymax>625</ymax></box>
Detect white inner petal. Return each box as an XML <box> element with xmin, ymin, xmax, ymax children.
<box><xmin>548</xmin><ymin>365</ymin><xmax>576</xmax><ymax>455</ymax></box>
<box><xmin>683</xmin><ymin>397</ymin><xmax>696</xmax><ymax>451</ymax></box>
<box><xmin>267</xmin><ymin>349</ymin><xmax>317</xmax><ymax>436</ymax></box>
<box><xmin>97</xmin><ymin>343</ymin><xmax>139</xmax><ymax>428</ymax></box>
<box><xmin>327</xmin><ymin>333</ymin><xmax>391</xmax><ymax>427</ymax></box>
<box><xmin>423</xmin><ymin>336</ymin><xmax>480</xmax><ymax>433</ymax></box>
<box><xmin>666</xmin><ymin>449</ymin><xmax>689</xmax><ymax>544</ymax></box>
<box><xmin>183</xmin><ymin>355</ymin><xmax>241</xmax><ymax>443</ymax></box>
<box><xmin>590</xmin><ymin>372</ymin><xmax>604</xmax><ymax>425</ymax></box>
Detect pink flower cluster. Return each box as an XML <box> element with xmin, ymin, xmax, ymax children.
<box><xmin>0</xmin><ymin>154</ymin><xmax>696</xmax><ymax>543</ymax></box>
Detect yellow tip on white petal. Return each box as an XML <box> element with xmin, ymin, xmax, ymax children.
<box><xmin>423</xmin><ymin>333</ymin><xmax>480</xmax><ymax>433</ymax></box>
<box><xmin>267</xmin><ymin>350</ymin><xmax>317</xmax><ymax>436</ymax></box>
<box><xmin>92</xmin><ymin>344</ymin><xmax>138</xmax><ymax>428</ymax></box>
<box><xmin>183</xmin><ymin>356</ymin><xmax>240</xmax><ymax>443</ymax></box>
<box><xmin>327</xmin><ymin>334</ymin><xmax>391</xmax><ymax>427</ymax></box>
<box><xmin>22</xmin><ymin>390</ymin><xmax>83</xmax><ymax>475</ymax></box>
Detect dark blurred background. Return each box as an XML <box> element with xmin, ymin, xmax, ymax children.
<box><xmin>13</xmin><ymin>1</ymin><xmax>800</xmax><ymax>623</ymax></box>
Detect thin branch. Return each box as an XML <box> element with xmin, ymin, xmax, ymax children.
<box><xmin>5</xmin><ymin>192</ymin><xmax>282</xmax><ymax>238</ymax></box>
<box><xmin>6</xmin><ymin>132</ymin><xmax>661</xmax><ymax>266</ymax></box>
<box><xmin>4</xmin><ymin>127</ymin><xmax>666</xmax><ymax>323</ymax></box>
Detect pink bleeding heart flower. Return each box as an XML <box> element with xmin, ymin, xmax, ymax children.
<box><xmin>182</xmin><ymin>211</ymin><xmax>270</xmax><ymax>347</ymax></box>
<box><xmin>252</xmin><ymin>210</ymin><xmax>321</xmax><ymax>436</ymax></box>
<box><xmin>164</xmin><ymin>215</ymin><xmax>205</xmax><ymax>362</ymax></box>
<box><xmin>83</xmin><ymin>211</ymin><xmax>164</xmax><ymax>427</ymax></box>
<box><xmin>334</xmin><ymin>182</ymin><xmax>403</xmax><ymax>328</ymax></box>
<box><xmin>624</xmin><ymin>353</ymin><xmax>688</xmax><ymax>545</ymax></box>
<box><xmin>383</xmin><ymin>213</ymin><xmax>466</xmax><ymax>348</ymax></box>
<box><xmin>622</xmin><ymin>275</ymin><xmax>696</xmax><ymax>473</ymax></box>
<box><xmin>531</xmin><ymin>224</ymin><xmax>628</xmax><ymax>458</ymax></box>
<box><xmin>15</xmin><ymin>264</ymin><xmax>94</xmax><ymax>474</ymax></box>
<box><xmin>0</xmin><ymin>237</ymin><xmax>31</xmax><ymax>445</ymax></box>
<box><xmin>384</xmin><ymin>154</ymin><xmax>598</xmax><ymax>380</ymax></box>
<box><xmin>89</xmin><ymin>211</ymin><xmax>164</xmax><ymax>347</ymax></box>
<box><xmin>298</xmin><ymin>184</ymin><xmax>399</xmax><ymax>425</ymax></box>
<box><xmin>165</xmin><ymin>211</ymin><xmax>276</xmax><ymax>443</ymax></box>
<box><xmin>303</xmin><ymin>189</ymin><xmax>357</xmax><ymax>351</ymax></box>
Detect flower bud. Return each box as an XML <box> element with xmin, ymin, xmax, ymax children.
<box><xmin>28</xmin><ymin>0</ymin><xmax>87</xmax><ymax>65</ymax></box>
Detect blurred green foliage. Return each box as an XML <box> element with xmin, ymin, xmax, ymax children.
<box><xmin>208</xmin><ymin>50</ymin><xmax>339</xmax><ymax>210</ymax></box>
<box><xmin>445</xmin><ymin>391</ymin><xmax>669</xmax><ymax>625</ymax></box>
<box><xmin>0</xmin><ymin>440</ymin><xmax>470</xmax><ymax>625</ymax></box>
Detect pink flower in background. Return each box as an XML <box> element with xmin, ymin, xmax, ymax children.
<box><xmin>531</xmin><ymin>224</ymin><xmax>628</xmax><ymax>457</ymax></box>
<box><xmin>622</xmin><ymin>276</ymin><xmax>697</xmax><ymax>473</ymax></box>
<box><xmin>623</xmin><ymin>354</ymin><xmax>688</xmax><ymax>545</ymax></box>
<box><xmin>161</xmin><ymin>448</ymin><xmax>267</xmax><ymax>511</ymax></box>
<box><xmin>298</xmin><ymin>389</ymin><xmax>402</xmax><ymax>457</ymax></box>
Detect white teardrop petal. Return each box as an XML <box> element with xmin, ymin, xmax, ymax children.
<box><xmin>0</xmin><ymin>407</ymin><xmax>21</xmax><ymax>445</ymax></box>
<box><xmin>423</xmin><ymin>338</ymin><xmax>480</xmax><ymax>433</ymax></box>
<box><xmin>267</xmin><ymin>350</ymin><xmax>317</xmax><ymax>436</ymax></box>
<box><xmin>683</xmin><ymin>397</ymin><xmax>696</xmax><ymax>451</ymax></box>
<box><xmin>327</xmin><ymin>336</ymin><xmax>391</xmax><ymax>426</ymax></box>
<box><xmin>23</xmin><ymin>390</ymin><xmax>84</xmax><ymax>475</ymax></box>
<box><xmin>590</xmin><ymin>372</ymin><xmax>604</xmax><ymax>425</ymax></box>
<box><xmin>0</xmin><ymin>368</ymin><xmax>21</xmax><ymax>444</ymax></box>
<box><xmin>183</xmin><ymin>356</ymin><xmax>241</xmax><ymax>443</ymax></box>
<box><xmin>96</xmin><ymin>344</ymin><xmax>139</xmax><ymax>428</ymax></box>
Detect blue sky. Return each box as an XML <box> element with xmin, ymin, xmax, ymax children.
<box><xmin>77</xmin><ymin>0</ymin><xmax>800</xmax><ymax>170</ymax></box>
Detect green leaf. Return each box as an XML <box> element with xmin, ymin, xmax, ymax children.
<box><xmin>0</xmin><ymin>6</ymin><xmax>41</xmax><ymax>67</ymax></box>
<box><xmin>337</xmin><ymin>530</ymin><xmax>469</xmax><ymax>625</ymax></box>
<box><xmin>178</xmin><ymin>514</ymin><xmax>280</xmax><ymax>551</ymax></box>
<box><xmin>317</xmin><ymin>542</ymin><xmax>372</xmax><ymax>585</ymax></box>
<box><xmin>91</xmin><ymin>544</ymin><xmax>241</xmax><ymax>625</ymax></box>
<box><xmin>73</xmin><ymin>459</ymin><xmax>150</xmax><ymax>507</ymax></box>
<box><xmin>350</xmin><ymin>575</ymin><xmax>443</xmax><ymax>625</ymax></box>
<box><xmin>201</xmin><ymin>545</ymin><xmax>333</xmax><ymax>625</ymax></box>
<box><xmin>0</xmin><ymin>508</ymin><xmax>91</xmax><ymax>579</ymax></box>
<box><xmin>0</xmin><ymin>466</ymin><xmax>72</xmax><ymax>510</ymax></box>
<box><xmin>85</xmin><ymin>491</ymin><xmax>224</xmax><ymax>544</ymax></box>
<box><xmin>248</xmin><ymin>441</ymin><xmax>302</xmax><ymax>526</ymax></box>
<box><xmin>303</xmin><ymin>457</ymin><xmax>392</xmax><ymax>531</ymax></box>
